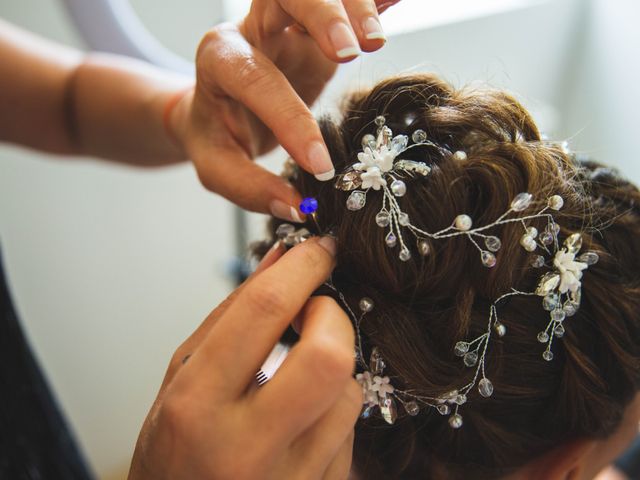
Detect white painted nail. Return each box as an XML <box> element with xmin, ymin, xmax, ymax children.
<box><xmin>307</xmin><ymin>141</ymin><xmax>335</xmax><ymax>181</ymax></box>
<box><xmin>329</xmin><ymin>22</ymin><xmax>361</xmax><ymax>59</ymax></box>
<box><xmin>270</xmin><ymin>199</ymin><xmax>304</xmax><ymax>223</ymax></box>
<box><xmin>314</xmin><ymin>168</ymin><xmax>335</xmax><ymax>182</ymax></box>
<box><xmin>364</xmin><ymin>17</ymin><xmax>386</xmax><ymax>41</ymax></box>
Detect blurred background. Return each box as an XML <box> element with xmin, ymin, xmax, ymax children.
<box><xmin>0</xmin><ymin>0</ymin><xmax>638</xmax><ymax>478</ymax></box>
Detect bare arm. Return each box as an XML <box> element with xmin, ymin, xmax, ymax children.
<box><xmin>0</xmin><ymin>19</ymin><xmax>192</xmax><ymax>166</ymax></box>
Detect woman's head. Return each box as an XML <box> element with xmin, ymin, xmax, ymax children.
<box><xmin>261</xmin><ymin>74</ymin><xmax>640</xmax><ymax>478</ymax></box>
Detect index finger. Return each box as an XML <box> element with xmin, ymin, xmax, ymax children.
<box><xmin>197</xmin><ymin>24</ymin><xmax>335</xmax><ymax>181</ymax></box>
<box><xmin>184</xmin><ymin>236</ymin><xmax>337</xmax><ymax>398</ymax></box>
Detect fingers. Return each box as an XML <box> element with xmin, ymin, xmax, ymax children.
<box><xmin>322</xmin><ymin>429</ymin><xmax>356</xmax><ymax>480</ymax></box>
<box><xmin>289</xmin><ymin>379</ymin><xmax>361</xmax><ymax>477</ymax></box>
<box><xmin>184</xmin><ymin>237</ymin><xmax>337</xmax><ymax>397</ymax></box>
<box><xmin>342</xmin><ymin>0</ymin><xmax>386</xmax><ymax>52</ymax></box>
<box><xmin>250</xmin><ymin>295</ymin><xmax>356</xmax><ymax>442</ymax></box>
<box><xmin>196</xmin><ymin>25</ymin><xmax>335</xmax><ymax>181</ymax></box>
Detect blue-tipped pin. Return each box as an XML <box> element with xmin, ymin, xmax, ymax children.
<box><xmin>300</xmin><ymin>197</ymin><xmax>318</xmax><ymax>215</ymax></box>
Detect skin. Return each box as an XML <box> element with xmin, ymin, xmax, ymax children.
<box><xmin>0</xmin><ymin>1</ymin><xmax>401</xmax><ymax>476</ymax></box>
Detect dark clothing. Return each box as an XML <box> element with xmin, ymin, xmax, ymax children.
<box><xmin>616</xmin><ymin>436</ymin><xmax>640</xmax><ymax>480</ymax></box>
<box><xmin>0</xmin><ymin>247</ymin><xmax>92</xmax><ymax>480</ymax></box>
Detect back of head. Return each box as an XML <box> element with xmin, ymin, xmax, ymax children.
<box><xmin>263</xmin><ymin>74</ymin><xmax>640</xmax><ymax>478</ymax></box>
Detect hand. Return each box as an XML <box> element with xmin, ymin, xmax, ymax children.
<box><xmin>170</xmin><ymin>0</ymin><xmax>401</xmax><ymax>223</ymax></box>
<box><xmin>128</xmin><ymin>237</ymin><xmax>363</xmax><ymax>480</ymax></box>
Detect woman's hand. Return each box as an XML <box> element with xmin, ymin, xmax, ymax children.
<box><xmin>129</xmin><ymin>237</ymin><xmax>363</xmax><ymax>480</ymax></box>
<box><xmin>170</xmin><ymin>0</ymin><xmax>400</xmax><ymax>222</ymax></box>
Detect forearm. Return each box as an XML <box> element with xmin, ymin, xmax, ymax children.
<box><xmin>69</xmin><ymin>54</ymin><xmax>193</xmax><ymax>166</ymax></box>
<box><xmin>0</xmin><ymin>19</ymin><xmax>193</xmax><ymax>166</ymax></box>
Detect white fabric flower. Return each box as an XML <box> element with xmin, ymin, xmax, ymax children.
<box><xmin>360</xmin><ymin>167</ymin><xmax>386</xmax><ymax>190</ymax></box>
<box><xmin>356</xmin><ymin>371</ymin><xmax>378</xmax><ymax>406</ymax></box>
<box><xmin>371</xmin><ymin>375</ymin><xmax>395</xmax><ymax>397</ymax></box>
<box><xmin>553</xmin><ymin>249</ymin><xmax>588</xmax><ymax>293</ymax></box>
<box><xmin>354</xmin><ymin>146</ymin><xmax>396</xmax><ymax>173</ymax></box>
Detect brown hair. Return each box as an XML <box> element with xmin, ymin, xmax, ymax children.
<box><xmin>260</xmin><ymin>74</ymin><xmax>640</xmax><ymax>479</ymax></box>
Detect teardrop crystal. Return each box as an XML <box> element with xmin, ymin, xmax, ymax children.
<box><xmin>537</xmin><ymin>331</ymin><xmax>550</xmax><ymax>343</ymax></box>
<box><xmin>511</xmin><ymin>192</ymin><xmax>533</xmax><ymax>212</ymax></box>
<box><xmin>542</xmin><ymin>350</ymin><xmax>554</xmax><ymax>362</ymax></box>
<box><xmin>346</xmin><ymin>191</ymin><xmax>366</xmax><ymax>211</ymax></box>
<box><xmin>405</xmin><ymin>401</ymin><xmax>420</xmax><ymax>416</ymax></box>
<box><xmin>485</xmin><ymin>236</ymin><xmax>502</xmax><ymax>252</ymax></box>
<box><xmin>481</xmin><ymin>251</ymin><xmax>497</xmax><ymax>268</ymax></box>
<box><xmin>375</xmin><ymin>210</ymin><xmax>390</xmax><ymax>227</ymax></box>
<box><xmin>454</xmin><ymin>341</ymin><xmax>469</xmax><ymax>357</ymax></box>
<box><xmin>399</xmin><ymin>247</ymin><xmax>411</xmax><ymax>262</ymax></box>
<box><xmin>478</xmin><ymin>378</ymin><xmax>494</xmax><ymax>398</ymax></box>
<box><xmin>531</xmin><ymin>255</ymin><xmax>546</xmax><ymax>268</ymax></box>
<box><xmin>370</xmin><ymin>347</ymin><xmax>385</xmax><ymax>374</ymax></box>
<box><xmin>578</xmin><ymin>251</ymin><xmax>599</xmax><ymax>265</ymax></box>
<box><xmin>551</xmin><ymin>308</ymin><xmax>566</xmax><ymax>322</ymax></box>
<box><xmin>540</xmin><ymin>231</ymin><xmax>554</xmax><ymax>245</ymax></box>
<box><xmin>412</xmin><ymin>129</ymin><xmax>427</xmax><ymax>143</ymax></box>
<box><xmin>385</xmin><ymin>231</ymin><xmax>397</xmax><ymax>248</ymax></box>
<box><xmin>390</xmin><ymin>135</ymin><xmax>409</xmax><ymax>155</ymax></box>
<box><xmin>554</xmin><ymin>324</ymin><xmax>565</xmax><ymax>338</ymax></box>
<box><xmin>398</xmin><ymin>212</ymin><xmax>410</xmax><ymax>226</ymax></box>
<box><xmin>275</xmin><ymin>223</ymin><xmax>295</xmax><ymax>239</ymax></box>
<box><xmin>336</xmin><ymin>171</ymin><xmax>363</xmax><ymax>191</ymax></box>
<box><xmin>542</xmin><ymin>293</ymin><xmax>559</xmax><ymax>311</ymax></box>
<box><xmin>463</xmin><ymin>351</ymin><xmax>478</xmax><ymax>367</ymax></box>
<box><xmin>437</xmin><ymin>404</ymin><xmax>450</xmax><ymax>415</ymax></box>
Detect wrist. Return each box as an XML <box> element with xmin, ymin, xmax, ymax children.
<box><xmin>162</xmin><ymin>87</ymin><xmax>193</xmax><ymax>154</ymax></box>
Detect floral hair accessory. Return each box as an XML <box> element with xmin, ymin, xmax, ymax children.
<box><xmin>273</xmin><ymin>117</ymin><xmax>599</xmax><ymax>429</ymax></box>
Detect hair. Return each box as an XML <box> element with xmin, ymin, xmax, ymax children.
<box><xmin>257</xmin><ymin>74</ymin><xmax>640</xmax><ymax>479</ymax></box>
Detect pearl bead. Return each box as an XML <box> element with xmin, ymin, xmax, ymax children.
<box><xmin>449</xmin><ymin>413</ymin><xmax>464</xmax><ymax>429</ymax></box>
<box><xmin>494</xmin><ymin>323</ymin><xmax>507</xmax><ymax>337</ymax></box>
<box><xmin>417</xmin><ymin>239</ymin><xmax>430</xmax><ymax>256</ymax></box>
<box><xmin>453</xmin><ymin>150</ymin><xmax>467</xmax><ymax>161</ymax></box>
<box><xmin>548</xmin><ymin>195</ymin><xmax>564</xmax><ymax>210</ymax></box>
<box><xmin>359</xmin><ymin>297</ymin><xmax>374</xmax><ymax>313</ymax></box>
<box><xmin>455</xmin><ymin>214</ymin><xmax>473</xmax><ymax>231</ymax></box>
<box><xmin>390</xmin><ymin>179</ymin><xmax>407</xmax><ymax>197</ymax></box>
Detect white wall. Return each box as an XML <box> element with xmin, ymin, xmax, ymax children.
<box><xmin>1</xmin><ymin>0</ymin><xmax>637</xmax><ymax>478</ymax></box>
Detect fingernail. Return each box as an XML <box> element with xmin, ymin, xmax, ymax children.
<box><xmin>307</xmin><ymin>141</ymin><xmax>335</xmax><ymax>181</ymax></box>
<box><xmin>364</xmin><ymin>17</ymin><xmax>385</xmax><ymax>41</ymax></box>
<box><xmin>329</xmin><ymin>22</ymin><xmax>361</xmax><ymax>59</ymax></box>
<box><xmin>317</xmin><ymin>236</ymin><xmax>337</xmax><ymax>256</ymax></box>
<box><xmin>258</xmin><ymin>241</ymin><xmax>282</xmax><ymax>266</ymax></box>
<box><xmin>270</xmin><ymin>199</ymin><xmax>304</xmax><ymax>223</ymax></box>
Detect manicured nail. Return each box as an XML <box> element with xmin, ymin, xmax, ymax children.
<box><xmin>308</xmin><ymin>141</ymin><xmax>335</xmax><ymax>181</ymax></box>
<box><xmin>364</xmin><ymin>17</ymin><xmax>385</xmax><ymax>40</ymax></box>
<box><xmin>257</xmin><ymin>241</ymin><xmax>283</xmax><ymax>268</ymax></box>
<box><xmin>270</xmin><ymin>199</ymin><xmax>304</xmax><ymax>223</ymax></box>
<box><xmin>329</xmin><ymin>22</ymin><xmax>361</xmax><ymax>59</ymax></box>
<box><xmin>317</xmin><ymin>236</ymin><xmax>337</xmax><ymax>256</ymax></box>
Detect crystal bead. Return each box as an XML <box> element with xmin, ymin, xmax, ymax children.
<box><xmin>417</xmin><ymin>239</ymin><xmax>430</xmax><ymax>256</ymax></box>
<box><xmin>412</xmin><ymin>129</ymin><xmax>427</xmax><ymax>143</ymax></box>
<box><xmin>526</xmin><ymin>227</ymin><xmax>539</xmax><ymax>238</ymax></box>
<box><xmin>511</xmin><ymin>192</ymin><xmax>533</xmax><ymax>212</ymax></box>
<box><xmin>455</xmin><ymin>214</ymin><xmax>473</xmax><ymax>231</ymax></box>
<box><xmin>374</xmin><ymin>115</ymin><xmax>386</xmax><ymax>126</ymax></box>
<box><xmin>299</xmin><ymin>197</ymin><xmax>318</xmax><ymax>215</ymax></box>
<box><xmin>399</xmin><ymin>212</ymin><xmax>410</xmax><ymax>226</ymax></box>
<box><xmin>542</xmin><ymin>293</ymin><xmax>559</xmax><ymax>311</ymax></box>
<box><xmin>370</xmin><ymin>347</ymin><xmax>385</xmax><ymax>374</ymax></box>
<box><xmin>449</xmin><ymin>413</ymin><xmax>464</xmax><ymax>429</ymax></box>
<box><xmin>542</xmin><ymin>350</ymin><xmax>554</xmax><ymax>362</ymax></box>
<box><xmin>399</xmin><ymin>247</ymin><xmax>412</xmax><ymax>262</ymax></box>
<box><xmin>537</xmin><ymin>331</ymin><xmax>550</xmax><ymax>343</ymax></box>
<box><xmin>536</xmin><ymin>272</ymin><xmax>561</xmax><ymax>296</ymax></box>
<box><xmin>478</xmin><ymin>378</ymin><xmax>494</xmax><ymax>398</ymax></box>
<box><xmin>463</xmin><ymin>351</ymin><xmax>478</xmax><ymax>367</ymax></box>
<box><xmin>360</xmin><ymin>405</ymin><xmax>374</xmax><ymax>419</ymax></box>
<box><xmin>540</xmin><ymin>231</ymin><xmax>554</xmax><ymax>245</ymax></box>
<box><xmin>481</xmin><ymin>251</ymin><xmax>497</xmax><ymax>268</ymax></box>
<box><xmin>385</xmin><ymin>231</ymin><xmax>397</xmax><ymax>248</ymax></box>
<box><xmin>554</xmin><ymin>324</ymin><xmax>565</xmax><ymax>338</ymax></box>
<box><xmin>454</xmin><ymin>394</ymin><xmax>467</xmax><ymax>405</ymax></box>
<box><xmin>361</xmin><ymin>134</ymin><xmax>375</xmax><ymax>149</ymax></box>
<box><xmin>548</xmin><ymin>223</ymin><xmax>561</xmax><ymax>235</ymax></box>
<box><xmin>437</xmin><ymin>404</ymin><xmax>450</xmax><ymax>415</ymax></box>
<box><xmin>453</xmin><ymin>150</ymin><xmax>467</xmax><ymax>161</ymax></box>
<box><xmin>564</xmin><ymin>233</ymin><xmax>583</xmax><ymax>254</ymax></box>
<box><xmin>454</xmin><ymin>341</ymin><xmax>469</xmax><ymax>357</ymax></box>
<box><xmin>375</xmin><ymin>210</ymin><xmax>390</xmax><ymax>227</ymax></box>
<box><xmin>494</xmin><ymin>323</ymin><xmax>507</xmax><ymax>337</ymax></box>
<box><xmin>484</xmin><ymin>236</ymin><xmax>502</xmax><ymax>252</ymax></box>
<box><xmin>380</xmin><ymin>396</ymin><xmax>398</xmax><ymax>424</ymax></box>
<box><xmin>551</xmin><ymin>308</ymin><xmax>566</xmax><ymax>322</ymax></box>
<box><xmin>390</xmin><ymin>135</ymin><xmax>409</xmax><ymax>155</ymax></box>
<box><xmin>548</xmin><ymin>195</ymin><xmax>564</xmax><ymax>210</ymax></box>
<box><xmin>578</xmin><ymin>252</ymin><xmax>599</xmax><ymax>265</ymax></box>
<box><xmin>531</xmin><ymin>255</ymin><xmax>546</xmax><ymax>268</ymax></box>
<box><xmin>275</xmin><ymin>223</ymin><xmax>295</xmax><ymax>239</ymax></box>
<box><xmin>359</xmin><ymin>297</ymin><xmax>374</xmax><ymax>313</ymax></box>
<box><xmin>336</xmin><ymin>171</ymin><xmax>363</xmax><ymax>191</ymax></box>
<box><xmin>346</xmin><ymin>191</ymin><xmax>366</xmax><ymax>211</ymax></box>
<box><xmin>563</xmin><ymin>302</ymin><xmax>577</xmax><ymax>317</ymax></box>
<box><xmin>390</xmin><ymin>179</ymin><xmax>407</xmax><ymax>197</ymax></box>
<box><xmin>405</xmin><ymin>401</ymin><xmax>420</xmax><ymax>416</ymax></box>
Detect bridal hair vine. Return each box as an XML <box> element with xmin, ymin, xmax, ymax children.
<box><xmin>276</xmin><ymin>116</ymin><xmax>599</xmax><ymax>429</ymax></box>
